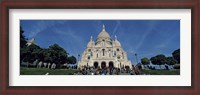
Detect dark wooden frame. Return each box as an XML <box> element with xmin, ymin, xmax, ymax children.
<box><xmin>0</xmin><ymin>0</ymin><xmax>199</xmax><ymax>95</ymax></box>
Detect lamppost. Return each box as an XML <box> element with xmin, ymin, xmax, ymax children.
<box><xmin>76</xmin><ymin>54</ymin><xmax>80</xmax><ymax>69</ymax></box>
<box><xmin>78</xmin><ymin>54</ymin><xmax>80</xmax><ymax>62</ymax></box>
<box><xmin>135</xmin><ymin>53</ymin><xmax>138</xmax><ymax>64</ymax></box>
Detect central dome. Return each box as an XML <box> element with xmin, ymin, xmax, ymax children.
<box><xmin>97</xmin><ymin>24</ymin><xmax>111</xmax><ymax>38</ymax></box>
<box><xmin>98</xmin><ymin>31</ymin><xmax>110</xmax><ymax>38</ymax></box>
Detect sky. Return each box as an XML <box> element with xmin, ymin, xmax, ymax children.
<box><xmin>20</xmin><ymin>20</ymin><xmax>180</xmax><ymax>65</ymax></box>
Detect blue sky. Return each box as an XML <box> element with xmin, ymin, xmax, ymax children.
<box><xmin>20</xmin><ymin>20</ymin><xmax>180</xmax><ymax>65</ymax></box>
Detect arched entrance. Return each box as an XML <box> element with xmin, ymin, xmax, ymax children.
<box><xmin>109</xmin><ymin>61</ymin><xmax>114</xmax><ymax>69</ymax></box>
<box><xmin>101</xmin><ymin>61</ymin><xmax>106</xmax><ymax>69</ymax></box>
<box><xmin>94</xmin><ymin>62</ymin><xmax>98</xmax><ymax>69</ymax></box>
<box><xmin>109</xmin><ymin>61</ymin><xmax>114</xmax><ymax>75</ymax></box>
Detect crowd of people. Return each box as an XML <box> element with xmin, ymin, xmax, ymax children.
<box><xmin>74</xmin><ymin>65</ymin><xmax>142</xmax><ymax>75</ymax></box>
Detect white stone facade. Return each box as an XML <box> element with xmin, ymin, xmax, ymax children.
<box><xmin>78</xmin><ymin>25</ymin><xmax>132</xmax><ymax>69</ymax></box>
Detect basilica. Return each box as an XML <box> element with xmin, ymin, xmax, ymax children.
<box><xmin>78</xmin><ymin>25</ymin><xmax>132</xmax><ymax>69</ymax></box>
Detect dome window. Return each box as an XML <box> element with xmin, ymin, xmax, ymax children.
<box><xmin>117</xmin><ymin>56</ymin><xmax>120</xmax><ymax>59</ymax></box>
<box><xmin>114</xmin><ymin>51</ymin><xmax>116</xmax><ymax>56</ymax></box>
<box><xmin>102</xmin><ymin>49</ymin><xmax>105</xmax><ymax>56</ymax></box>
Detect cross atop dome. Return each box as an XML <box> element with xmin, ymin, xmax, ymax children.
<box><xmin>102</xmin><ymin>24</ymin><xmax>106</xmax><ymax>31</ymax></box>
<box><xmin>97</xmin><ymin>24</ymin><xmax>110</xmax><ymax>39</ymax></box>
<box><xmin>90</xmin><ymin>36</ymin><xmax>93</xmax><ymax>41</ymax></box>
<box><xmin>115</xmin><ymin>35</ymin><xmax>117</xmax><ymax>40</ymax></box>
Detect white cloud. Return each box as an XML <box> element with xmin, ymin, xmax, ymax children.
<box><xmin>111</xmin><ymin>21</ymin><xmax>121</xmax><ymax>37</ymax></box>
<box><xmin>135</xmin><ymin>21</ymin><xmax>157</xmax><ymax>50</ymax></box>
<box><xmin>27</xmin><ymin>20</ymin><xmax>66</xmax><ymax>38</ymax></box>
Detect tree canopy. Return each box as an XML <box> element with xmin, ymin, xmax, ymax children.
<box><xmin>150</xmin><ymin>54</ymin><xmax>167</xmax><ymax>65</ymax></box>
<box><xmin>67</xmin><ymin>56</ymin><xmax>77</xmax><ymax>64</ymax></box>
<box><xmin>20</xmin><ymin>44</ymin><xmax>41</xmax><ymax>63</ymax></box>
<box><xmin>141</xmin><ymin>57</ymin><xmax>150</xmax><ymax>65</ymax></box>
<box><xmin>149</xmin><ymin>49</ymin><xmax>180</xmax><ymax>66</ymax></box>
<box><xmin>172</xmin><ymin>49</ymin><xmax>180</xmax><ymax>64</ymax></box>
<box><xmin>20</xmin><ymin>26</ymin><xmax>77</xmax><ymax>69</ymax></box>
<box><xmin>20</xmin><ymin>26</ymin><xmax>27</xmax><ymax>48</ymax></box>
<box><xmin>48</xmin><ymin>44</ymin><xmax>68</xmax><ymax>65</ymax></box>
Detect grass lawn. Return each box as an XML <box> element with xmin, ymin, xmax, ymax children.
<box><xmin>20</xmin><ymin>67</ymin><xmax>78</xmax><ymax>75</ymax></box>
<box><xmin>142</xmin><ymin>69</ymin><xmax>180</xmax><ymax>75</ymax></box>
<box><xmin>21</xmin><ymin>67</ymin><xmax>180</xmax><ymax>75</ymax></box>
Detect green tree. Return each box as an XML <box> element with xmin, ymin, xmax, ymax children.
<box><xmin>141</xmin><ymin>57</ymin><xmax>150</xmax><ymax>65</ymax></box>
<box><xmin>150</xmin><ymin>57</ymin><xmax>157</xmax><ymax>65</ymax></box>
<box><xmin>20</xmin><ymin>26</ymin><xmax>27</xmax><ymax>48</ymax></box>
<box><xmin>37</xmin><ymin>48</ymin><xmax>50</xmax><ymax>62</ymax></box>
<box><xmin>155</xmin><ymin>54</ymin><xmax>167</xmax><ymax>65</ymax></box>
<box><xmin>19</xmin><ymin>26</ymin><xmax>77</xmax><ymax>69</ymax></box>
<box><xmin>48</xmin><ymin>44</ymin><xmax>68</xmax><ymax>68</ymax></box>
<box><xmin>166</xmin><ymin>57</ymin><xmax>177</xmax><ymax>65</ymax></box>
<box><xmin>67</xmin><ymin>56</ymin><xmax>77</xmax><ymax>64</ymax></box>
<box><xmin>150</xmin><ymin>54</ymin><xmax>167</xmax><ymax>65</ymax></box>
<box><xmin>150</xmin><ymin>54</ymin><xmax>167</xmax><ymax>69</ymax></box>
<box><xmin>172</xmin><ymin>49</ymin><xmax>180</xmax><ymax>64</ymax></box>
<box><xmin>20</xmin><ymin>44</ymin><xmax>41</xmax><ymax>63</ymax></box>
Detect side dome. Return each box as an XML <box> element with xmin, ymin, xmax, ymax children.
<box><xmin>114</xmin><ymin>40</ymin><xmax>121</xmax><ymax>47</ymax></box>
<box><xmin>114</xmin><ymin>35</ymin><xmax>121</xmax><ymax>47</ymax></box>
<box><xmin>87</xmin><ymin>36</ymin><xmax>94</xmax><ymax>47</ymax></box>
<box><xmin>87</xmin><ymin>41</ymin><xmax>94</xmax><ymax>47</ymax></box>
<box><xmin>97</xmin><ymin>24</ymin><xmax>111</xmax><ymax>39</ymax></box>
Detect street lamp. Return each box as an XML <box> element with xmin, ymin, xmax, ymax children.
<box><xmin>78</xmin><ymin>54</ymin><xmax>80</xmax><ymax>62</ymax></box>
<box><xmin>135</xmin><ymin>53</ymin><xmax>138</xmax><ymax>64</ymax></box>
<box><xmin>76</xmin><ymin>54</ymin><xmax>80</xmax><ymax>69</ymax></box>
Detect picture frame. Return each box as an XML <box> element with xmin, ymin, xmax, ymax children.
<box><xmin>0</xmin><ymin>0</ymin><xmax>199</xmax><ymax>95</ymax></box>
